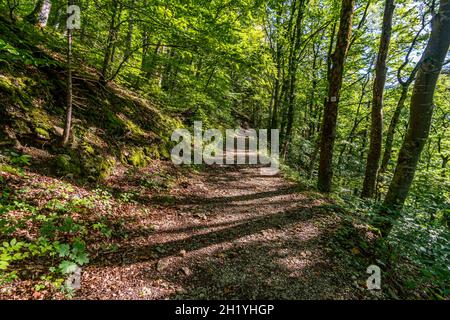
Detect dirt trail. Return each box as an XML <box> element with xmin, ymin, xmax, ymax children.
<box><xmin>77</xmin><ymin>164</ymin><xmax>368</xmax><ymax>299</ymax></box>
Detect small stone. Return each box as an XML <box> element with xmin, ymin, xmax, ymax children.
<box><xmin>179</xmin><ymin>249</ymin><xmax>187</xmax><ymax>257</ymax></box>
<box><xmin>52</xmin><ymin>126</ymin><xmax>64</xmax><ymax>137</ymax></box>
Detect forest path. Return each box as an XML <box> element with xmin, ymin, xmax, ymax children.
<box><xmin>77</xmin><ymin>164</ymin><xmax>367</xmax><ymax>299</ymax></box>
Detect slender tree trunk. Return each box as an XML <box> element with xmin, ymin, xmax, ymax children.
<box><xmin>359</xmin><ymin>111</ymin><xmax>370</xmax><ymax>160</ymax></box>
<box><xmin>307</xmin><ymin>134</ymin><xmax>320</xmax><ymax>179</ymax></box>
<box><xmin>6</xmin><ymin>0</ymin><xmax>21</xmax><ymax>22</ymax></box>
<box><xmin>79</xmin><ymin>0</ymin><xmax>89</xmax><ymax>41</ymax></box>
<box><xmin>379</xmin><ymin>85</ymin><xmax>408</xmax><ymax>173</ymax></box>
<box><xmin>38</xmin><ymin>0</ymin><xmax>52</xmax><ymax>27</ymax></box>
<box><xmin>307</xmin><ymin>22</ymin><xmax>336</xmax><ymax>179</ymax></box>
<box><xmin>62</xmin><ymin>0</ymin><xmax>73</xmax><ymax>146</ymax></box>
<box><xmin>438</xmin><ymin>137</ymin><xmax>449</xmax><ymax>178</ymax></box>
<box><xmin>380</xmin><ymin>0</ymin><xmax>450</xmax><ymax>236</ymax></box>
<box><xmin>282</xmin><ymin>0</ymin><xmax>307</xmax><ymax>157</ymax></box>
<box><xmin>337</xmin><ymin>63</ymin><xmax>373</xmax><ymax>170</ymax></box>
<box><xmin>145</xmin><ymin>41</ymin><xmax>162</xmax><ymax>80</ymax></box>
<box><xmin>441</xmin><ymin>156</ymin><xmax>449</xmax><ymax>178</ymax></box>
<box><xmin>317</xmin><ymin>0</ymin><xmax>355</xmax><ymax>192</ymax></box>
<box><xmin>306</xmin><ymin>43</ymin><xmax>319</xmax><ymax>139</ymax></box>
<box><xmin>271</xmin><ymin>45</ymin><xmax>282</xmax><ymax>130</ymax></box>
<box><xmin>361</xmin><ymin>0</ymin><xmax>395</xmax><ymax>198</ymax></box>
<box><xmin>125</xmin><ymin>0</ymin><xmax>135</xmax><ymax>57</ymax></box>
<box><xmin>379</xmin><ymin>27</ymin><xmax>423</xmax><ymax>175</ymax></box>
<box><xmin>100</xmin><ymin>0</ymin><xmax>119</xmax><ymax>83</ymax></box>
<box><xmin>267</xmin><ymin>84</ymin><xmax>275</xmax><ymax>129</ymax></box>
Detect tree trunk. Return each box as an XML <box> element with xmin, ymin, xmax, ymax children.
<box><xmin>361</xmin><ymin>0</ymin><xmax>395</xmax><ymax>198</ymax></box>
<box><xmin>337</xmin><ymin>68</ymin><xmax>371</xmax><ymax>170</ymax></box>
<box><xmin>306</xmin><ymin>42</ymin><xmax>319</xmax><ymax>139</ymax></box>
<box><xmin>317</xmin><ymin>0</ymin><xmax>355</xmax><ymax>192</ymax></box>
<box><xmin>379</xmin><ymin>22</ymin><xmax>423</xmax><ymax>175</ymax></box>
<box><xmin>380</xmin><ymin>0</ymin><xmax>450</xmax><ymax>236</ymax></box>
<box><xmin>26</xmin><ymin>0</ymin><xmax>52</xmax><ymax>27</ymax></box>
<box><xmin>442</xmin><ymin>156</ymin><xmax>449</xmax><ymax>178</ymax></box>
<box><xmin>307</xmin><ymin>22</ymin><xmax>336</xmax><ymax>178</ymax></box>
<box><xmin>438</xmin><ymin>137</ymin><xmax>449</xmax><ymax>178</ymax></box>
<box><xmin>79</xmin><ymin>0</ymin><xmax>89</xmax><ymax>41</ymax></box>
<box><xmin>282</xmin><ymin>0</ymin><xmax>307</xmax><ymax>157</ymax></box>
<box><xmin>100</xmin><ymin>0</ymin><xmax>119</xmax><ymax>83</ymax></box>
<box><xmin>62</xmin><ymin>0</ymin><xmax>73</xmax><ymax>146</ymax></box>
<box><xmin>270</xmin><ymin>62</ymin><xmax>281</xmax><ymax>130</ymax></box>
<box><xmin>125</xmin><ymin>0</ymin><xmax>135</xmax><ymax>57</ymax></box>
<box><xmin>379</xmin><ymin>85</ymin><xmax>408</xmax><ymax>173</ymax></box>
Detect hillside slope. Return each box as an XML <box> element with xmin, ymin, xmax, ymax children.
<box><xmin>0</xmin><ymin>16</ymin><xmax>181</xmax><ymax>181</ymax></box>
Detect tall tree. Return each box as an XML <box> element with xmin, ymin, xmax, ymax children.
<box><xmin>281</xmin><ymin>0</ymin><xmax>307</xmax><ymax>157</ymax></box>
<box><xmin>380</xmin><ymin>0</ymin><xmax>450</xmax><ymax>236</ymax></box>
<box><xmin>62</xmin><ymin>0</ymin><xmax>74</xmax><ymax>146</ymax></box>
<box><xmin>379</xmin><ymin>12</ymin><xmax>427</xmax><ymax>174</ymax></box>
<box><xmin>317</xmin><ymin>0</ymin><xmax>355</xmax><ymax>192</ymax></box>
<box><xmin>361</xmin><ymin>0</ymin><xmax>395</xmax><ymax>197</ymax></box>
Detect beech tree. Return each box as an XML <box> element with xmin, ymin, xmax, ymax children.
<box><xmin>361</xmin><ymin>0</ymin><xmax>395</xmax><ymax>198</ymax></box>
<box><xmin>380</xmin><ymin>0</ymin><xmax>450</xmax><ymax>235</ymax></box>
<box><xmin>317</xmin><ymin>0</ymin><xmax>355</xmax><ymax>192</ymax></box>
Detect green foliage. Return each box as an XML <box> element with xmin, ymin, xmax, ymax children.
<box><xmin>334</xmin><ymin>193</ymin><xmax>450</xmax><ymax>298</ymax></box>
<box><xmin>9</xmin><ymin>152</ymin><xmax>31</xmax><ymax>167</ymax></box>
<box><xmin>0</xmin><ymin>0</ymin><xmax>448</xmax><ymax>299</ymax></box>
<box><xmin>0</xmin><ymin>180</ymin><xmax>117</xmax><ymax>287</ymax></box>
<box><xmin>0</xmin><ymin>163</ymin><xmax>24</xmax><ymax>177</ymax></box>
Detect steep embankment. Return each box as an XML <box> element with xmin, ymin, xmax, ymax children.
<box><xmin>0</xmin><ymin>16</ymin><xmax>180</xmax><ymax>181</ymax></box>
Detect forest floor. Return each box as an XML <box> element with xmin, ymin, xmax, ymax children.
<box><xmin>71</xmin><ymin>163</ymin><xmax>373</xmax><ymax>300</ymax></box>
<box><xmin>1</xmin><ymin>146</ymin><xmax>380</xmax><ymax>299</ymax></box>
